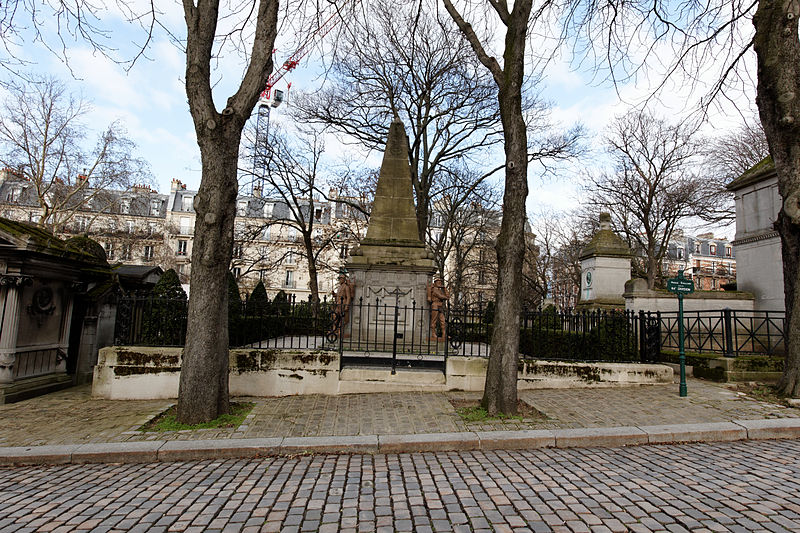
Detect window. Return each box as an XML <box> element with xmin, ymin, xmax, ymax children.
<box><xmin>232</xmin><ymin>267</ymin><xmax>241</xmax><ymax>279</ymax></box>
<box><xmin>105</xmin><ymin>243</ymin><xmax>114</xmax><ymax>260</ymax></box>
<box><xmin>127</xmin><ymin>220</ymin><xmax>135</xmax><ymax>233</ymax></box>
<box><xmin>180</xmin><ymin>216</ymin><xmax>192</xmax><ymax>235</ymax></box>
<box><xmin>259</xmin><ymin>269</ymin><xmax>266</xmax><ymax>281</ymax></box>
<box><xmin>177</xmin><ymin>240</ymin><xmax>188</xmax><ymax>256</ymax></box>
<box><xmin>76</xmin><ymin>217</ymin><xmax>88</xmax><ymax>232</ymax></box>
<box><xmin>264</xmin><ymin>203</ymin><xmax>274</xmax><ymax>218</ymax></box>
<box><xmin>288</xmin><ymin>227</ymin><xmax>297</xmax><ymax>241</ymax></box>
<box><xmin>694</xmin><ymin>242</ymin><xmax>701</xmax><ymax>253</ymax></box>
<box><xmin>339</xmin><ymin>244</ymin><xmax>348</xmax><ymax>259</ymax></box>
<box><xmin>315</xmin><ymin>208</ymin><xmax>323</xmax><ymax>220</ymax></box>
<box><xmin>677</xmin><ymin>248</ymin><xmax>684</xmax><ymax>260</ymax></box>
<box><xmin>121</xmin><ymin>245</ymin><xmax>131</xmax><ymax>261</ymax></box>
<box><xmin>120</xmin><ymin>199</ymin><xmax>130</xmax><ymax>214</ymax></box>
<box><xmin>150</xmin><ymin>199</ymin><xmax>160</xmax><ymax>216</ymax></box>
<box><xmin>6</xmin><ymin>188</ymin><xmax>20</xmax><ymax>202</ymax></box>
<box><xmin>285</xmin><ymin>251</ymin><xmax>296</xmax><ymax>265</ymax></box>
<box><xmin>710</xmin><ymin>244</ymin><xmax>717</xmax><ymax>255</ymax></box>
<box><xmin>478</xmin><ymin>270</ymin><xmax>486</xmax><ymax>285</ymax></box>
<box><xmin>237</xmin><ymin>200</ymin><xmax>248</xmax><ymax>216</ymax></box>
<box><xmin>284</xmin><ymin>270</ymin><xmax>294</xmax><ymax>288</ymax></box>
<box><xmin>262</xmin><ymin>226</ymin><xmax>271</xmax><ymax>241</ymax></box>
<box><xmin>143</xmin><ymin>246</ymin><xmax>154</xmax><ymax>261</ymax></box>
<box><xmin>182</xmin><ymin>196</ymin><xmax>193</xmax><ymax>212</ymax></box>
<box><xmin>148</xmin><ymin>222</ymin><xmax>159</xmax><ymax>234</ymax></box>
<box><xmin>232</xmin><ymin>244</ymin><xmax>243</xmax><ymax>259</ymax></box>
<box><xmin>725</xmin><ymin>246</ymin><xmax>732</xmax><ymax>257</ymax></box>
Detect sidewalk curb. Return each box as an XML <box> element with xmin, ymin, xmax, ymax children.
<box><xmin>1</xmin><ymin>418</ymin><xmax>798</xmax><ymax>466</ymax></box>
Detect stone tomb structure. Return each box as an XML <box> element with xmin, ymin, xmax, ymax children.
<box><xmin>0</xmin><ymin>220</ymin><xmax>112</xmax><ymax>403</ymax></box>
<box><xmin>345</xmin><ymin>119</ymin><xmax>437</xmax><ymax>348</ymax></box>
<box><xmin>726</xmin><ymin>157</ymin><xmax>785</xmax><ymax>311</ymax></box>
<box><xmin>578</xmin><ymin>213</ymin><xmax>632</xmax><ymax>310</ymax></box>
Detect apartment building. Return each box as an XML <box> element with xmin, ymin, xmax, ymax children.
<box><xmin>662</xmin><ymin>231</ymin><xmax>737</xmax><ymax>290</ymax></box>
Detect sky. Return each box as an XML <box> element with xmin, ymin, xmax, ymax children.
<box><xmin>2</xmin><ymin>1</ymin><xmax>760</xmax><ymax>240</ymax></box>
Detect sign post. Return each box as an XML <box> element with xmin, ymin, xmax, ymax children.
<box><xmin>667</xmin><ymin>269</ymin><xmax>694</xmax><ymax>397</ymax></box>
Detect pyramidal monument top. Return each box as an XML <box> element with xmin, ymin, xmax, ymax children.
<box><xmin>348</xmin><ymin>118</ymin><xmax>434</xmax><ymax>268</ymax></box>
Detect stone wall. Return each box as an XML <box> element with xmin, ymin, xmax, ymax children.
<box><xmin>93</xmin><ymin>347</ymin><xmax>673</xmax><ymax>399</ymax></box>
<box><xmin>623</xmin><ymin>278</ymin><xmax>755</xmax><ymax>313</ymax></box>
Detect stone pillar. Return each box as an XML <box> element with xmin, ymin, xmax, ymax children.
<box><xmin>577</xmin><ymin>213</ymin><xmax>632</xmax><ymax>310</ymax></box>
<box><xmin>0</xmin><ymin>282</ymin><xmax>23</xmax><ymax>383</ymax></box>
<box><xmin>56</xmin><ymin>294</ymin><xmax>74</xmax><ymax>374</ymax></box>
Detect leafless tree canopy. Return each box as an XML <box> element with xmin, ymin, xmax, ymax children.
<box><xmin>0</xmin><ymin>75</ymin><xmax>151</xmax><ymax>231</ymax></box>
<box><xmin>294</xmin><ymin>0</ymin><xmax>503</xmax><ymax>240</ymax></box>
<box><xmin>584</xmin><ymin>110</ymin><xmax>712</xmax><ymax>289</ymax></box>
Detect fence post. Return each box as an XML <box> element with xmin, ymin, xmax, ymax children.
<box><xmin>723</xmin><ymin>307</ymin><xmax>735</xmax><ymax>358</ymax></box>
<box><xmin>638</xmin><ymin>310</ymin><xmax>646</xmax><ymax>362</ymax></box>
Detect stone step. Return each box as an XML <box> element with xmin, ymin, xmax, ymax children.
<box><xmin>339</xmin><ymin>366</ymin><xmax>446</xmax><ymax>384</ymax></box>
<box><xmin>338</xmin><ymin>366</ymin><xmax>447</xmax><ymax>394</ymax></box>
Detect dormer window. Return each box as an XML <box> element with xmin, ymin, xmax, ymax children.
<box><xmin>237</xmin><ymin>200</ymin><xmax>248</xmax><ymax>216</ymax></box>
<box><xmin>6</xmin><ymin>188</ymin><xmax>20</xmax><ymax>202</ymax></box>
<box><xmin>150</xmin><ymin>199</ymin><xmax>160</xmax><ymax>216</ymax></box>
<box><xmin>710</xmin><ymin>244</ymin><xmax>717</xmax><ymax>255</ymax></box>
<box><xmin>264</xmin><ymin>203</ymin><xmax>274</xmax><ymax>218</ymax></box>
<box><xmin>182</xmin><ymin>196</ymin><xmax>193</xmax><ymax>212</ymax></box>
<box><xmin>120</xmin><ymin>198</ymin><xmax>130</xmax><ymax>214</ymax></box>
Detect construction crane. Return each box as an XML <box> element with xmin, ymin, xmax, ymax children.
<box><xmin>251</xmin><ymin>8</ymin><xmax>350</xmax><ymax>193</ymax></box>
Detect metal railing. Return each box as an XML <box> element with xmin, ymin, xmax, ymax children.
<box><xmin>113</xmin><ymin>296</ymin><xmax>786</xmax><ymax>366</ymax></box>
<box><xmin>658</xmin><ymin>309</ymin><xmax>785</xmax><ymax>356</ymax></box>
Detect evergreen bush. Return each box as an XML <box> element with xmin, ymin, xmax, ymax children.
<box><xmin>141</xmin><ymin>269</ymin><xmax>187</xmax><ymax>345</ymax></box>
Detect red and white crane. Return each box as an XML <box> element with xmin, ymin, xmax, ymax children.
<box><xmin>252</xmin><ymin>7</ymin><xmax>352</xmax><ymax>190</ymax></box>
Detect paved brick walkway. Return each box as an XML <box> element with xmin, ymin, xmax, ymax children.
<box><xmin>0</xmin><ymin>379</ymin><xmax>797</xmax><ymax>446</ymax></box>
<box><xmin>1</xmin><ymin>439</ymin><xmax>798</xmax><ymax>532</ymax></box>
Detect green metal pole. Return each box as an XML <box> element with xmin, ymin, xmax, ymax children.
<box><xmin>678</xmin><ymin>293</ymin><xmax>687</xmax><ymax>397</ymax></box>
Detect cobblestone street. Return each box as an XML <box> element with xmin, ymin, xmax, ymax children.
<box><xmin>1</xmin><ymin>439</ymin><xmax>799</xmax><ymax>533</ymax></box>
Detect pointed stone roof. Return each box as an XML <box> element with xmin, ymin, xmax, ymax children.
<box><xmin>363</xmin><ymin>119</ymin><xmax>422</xmax><ymax>244</ymax></box>
<box><xmin>348</xmin><ymin>119</ymin><xmax>434</xmax><ymax>268</ymax></box>
<box><xmin>579</xmin><ymin>213</ymin><xmax>632</xmax><ymax>260</ymax></box>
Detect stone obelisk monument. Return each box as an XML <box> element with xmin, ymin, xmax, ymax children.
<box><xmin>346</xmin><ymin>118</ymin><xmax>436</xmax><ymax>343</ymax></box>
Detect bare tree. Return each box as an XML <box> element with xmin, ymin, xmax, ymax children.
<box><xmin>0</xmin><ymin>75</ymin><xmax>150</xmax><ymax>232</ymax></box>
<box><xmin>426</xmin><ymin>168</ymin><xmax>502</xmax><ymax>305</ymax></box>
<box><xmin>544</xmin><ymin>0</ymin><xmax>800</xmax><ymax>396</ymax></box>
<box><xmin>175</xmin><ymin>0</ymin><xmax>281</xmax><ymax>424</ymax></box>
<box><xmin>257</xmin><ymin>127</ymin><xmax>340</xmax><ymax>311</ymax></box>
<box><xmin>441</xmin><ymin>0</ymin><xmax>533</xmax><ymax>416</ymax></box>
<box><xmin>700</xmin><ymin>118</ymin><xmax>770</xmax><ymax>224</ymax></box>
<box><xmin>295</xmin><ymin>0</ymin><xmax>502</xmax><ymax>240</ymax></box>
<box><xmin>584</xmin><ymin>111</ymin><xmax>711</xmax><ymax>289</ymax></box>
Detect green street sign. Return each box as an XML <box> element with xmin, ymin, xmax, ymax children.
<box><xmin>667</xmin><ymin>278</ymin><xmax>695</xmax><ymax>294</ymax></box>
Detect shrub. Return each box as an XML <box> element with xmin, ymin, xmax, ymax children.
<box><xmin>141</xmin><ymin>269</ymin><xmax>187</xmax><ymax>345</ymax></box>
<box><xmin>248</xmin><ymin>281</ymin><xmax>270</xmax><ymax>316</ymax></box>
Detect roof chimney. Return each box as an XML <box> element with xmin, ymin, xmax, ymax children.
<box><xmin>171</xmin><ymin>178</ymin><xmax>183</xmax><ymax>192</ymax></box>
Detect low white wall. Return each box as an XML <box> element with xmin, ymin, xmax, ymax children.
<box><xmin>92</xmin><ymin>347</ymin><xmax>339</xmax><ymax>400</ymax></box>
<box><xmin>447</xmin><ymin>357</ymin><xmax>673</xmax><ymax>391</ymax></box>
<box><xmin>93</xmin><ymin>348</ymin><xmax>674</xmax><ymax>399</ymax></box>
<box><xmin>624</xmin><ymin>278</ymin><xmax>755</xmax><ymax>313</ymax></box>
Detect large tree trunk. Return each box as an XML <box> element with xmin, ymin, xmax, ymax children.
<box><xmin>177</xmin><ymin>133</ymin><xmax>239</xmax><ymax>423</ymax></box>
<box><xmin>480</xmin><ymin>10</ymin><xmax>531</xmax><ymax>416</ymax></box>
<box><xmin>753</xmin><ymin>0</ymin><xmax>800</xmax><ymax>396</ymax></box>
<box><xmin>176</xmin><ymin>0</ymin><xmax>279</xmax><ymax>423</ymax></box>
<box><xmin>303</xmin><ymin>234</ymin><xmax>321</xmax><ymax>315</ymax></box>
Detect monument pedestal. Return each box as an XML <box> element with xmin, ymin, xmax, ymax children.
<box><xmin>342</xmin><ymin>118</ymin><xmax>440</xmax><ymax>348</ymax></box>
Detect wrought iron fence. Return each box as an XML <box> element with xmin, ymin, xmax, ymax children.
<box><xmin>114</xmin><ymin>295</ymin><xmax>786</xmax><ymax>365</ymax></box>
<box><xmin>519</xmin><ymin>308</ymin><xmax>646</xmax><ymax>363</ymax></box>
<box><xmin>658</xmin><ymin>309</ymin><xmax>785</xmax><ymax>356</ymax></box>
